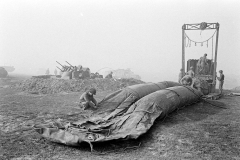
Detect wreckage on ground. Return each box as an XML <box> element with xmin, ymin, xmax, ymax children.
<box><xmin>35</xmin><ymin>81</ymin><xmax>203</xmax><ymax>150</ymax></box>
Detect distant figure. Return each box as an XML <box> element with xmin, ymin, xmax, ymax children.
<box><xmin>178</xmin><ymin>69</ymin><xmax>185</xmax><ymax>83</ymax></box>
<box><xmin>54</xmin><ymin>69</ymin><xmax>57</xmax><ymax>75</ymax></box>
<box><xmin>187</xmin><ymin>66</ymin><xmax>195</xmax><ymax>78</ymax></box>
<box><xmin>95</xmin><ymin>72</ymin><xmax>100</xmax><ymax>78</ymax></box>
<box><xmin>180</xmin><ymin>75</ymin><xmax>193</xmax><ymax>87</ymax></box>
<box><xmin>90</xmin><ymin>72</ymin><xmax>101</xmax><ymax>79</ymax></box>
<box><xmin>90</xmin><ymin>73</ymin><xmax>96</xmax><ymax>79</ymax></box>
<box><xmin>79</xmin><ymin>88</ymin><xmax>98</xmax><ymax>110</ymax></box>
<box><xmin>105</xmin><ymin>71</ymin><xmax>113</xmax><ymax>79</ymax></box>
<box><xmin>72</xmin><ymin>66</ymin><xmax>81</xmax><ymax>79</ymax></box>
<box><xmin>81</xmin><ymin>68</ymin><xmax>90</xmax><ymax>79</ymax></box>
<box><xmin>94</xmin><ymin>72</ymin><xmax>103</xmax><ymax>78</ymax></box>
<box><xmin>77</xmin><ymin>65</ymin><xmax>83</xmax><ymax>71</ymax></box>
<box><xmin>45</xmin><ymin>68</ymin><xmax>50</xmax><ymax>75</ymax></box>
<box><xmin>197</xmin><ymin>53</ymin><xmax>208</xmax><ymax>75</ymax></box>
<box><xmin>217</xmin><ymin>70</ymin><xmax>225</xmax><ymax>94</ymax></box>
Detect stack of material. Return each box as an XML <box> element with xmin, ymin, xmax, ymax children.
<box><xmin>34</xmin><ymin>81</ymin><xmax>202</xmax><ymax>150</ymax></box>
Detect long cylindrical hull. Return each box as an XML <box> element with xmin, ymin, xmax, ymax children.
<box><xmin>35</xmin><ymin>85</ymin><xmax>201</xmax><ymax>148</ymax></box>
<box><xmin>95</xmin><ymin>81</ymin><xmax>181</xmax><ymax>118</ymax></box>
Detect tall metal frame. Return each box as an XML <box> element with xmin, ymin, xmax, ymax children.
<box><xmin>182</xmin><ymin>22</ymin><xmax>220</xmax><ymax>92</ymax></box>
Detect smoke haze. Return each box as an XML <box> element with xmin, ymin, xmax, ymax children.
<box><xmin>1</xmin><ymin>0</ymin><xmax>240</xmax><ymax>89</ymax></box>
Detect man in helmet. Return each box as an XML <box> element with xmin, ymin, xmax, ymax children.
<box><xmin>187</xmin><ymin>66</ymin><xmax>195</xmax><ymax>78</ymax></box>
<box><xmin>217</xmin><ymin>70</ymin><xmax>225</xmax><ymax>94</ymax></box>
<box><xmin>79</xmin><ymin>88</ymin><xmax>98</xmax><ymax>110</ymax></box>
<box><xmin>180</xmin><ymin>75</ymin><xmax>193</xmax><ymax>87</ymax></box>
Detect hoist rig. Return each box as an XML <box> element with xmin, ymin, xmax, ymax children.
<box><xmin>182</xmin><ymin>22</ymin><xmax>220</xmax><ymax>93</ymax></box>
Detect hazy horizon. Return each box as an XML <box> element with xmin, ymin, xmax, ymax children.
<box><xmin>1</xmin><ymin>0</ymin><xmax>240</xmax><ymax>89</ymax></box>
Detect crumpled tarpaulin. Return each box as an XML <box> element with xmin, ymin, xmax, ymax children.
<box><xmin>35</xmin><ymin>83</ymin><xmax>201</xmax><ymax>150</ymax></box>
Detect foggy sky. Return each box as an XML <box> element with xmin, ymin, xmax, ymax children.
<box><xmin>0</xmin><ymin>0</ymin><xmax>240</xmax><ymax>89</ymax></box>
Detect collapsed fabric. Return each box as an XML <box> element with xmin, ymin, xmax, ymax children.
<box><xmin>94</xmin><ymin>81</ymin><xmax>181</xmax><ymax>119</ymax></box>
<box><xmin>34</xmin><ymin>82</ymin><xmax>201</xmax><ymax>149</ymax></box>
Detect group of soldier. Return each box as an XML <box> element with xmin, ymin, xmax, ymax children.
<box><xmin>77</xmin><ymin>53</ymin><xmax>225</xmax><ymax>111</ymax></box>
<box><xmin>179</xmin><ymin>53</ymin><xmax>225</xmax><ymax>94</ymax></box>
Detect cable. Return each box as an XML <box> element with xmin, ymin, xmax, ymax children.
<box><xmin>209</xmin><ymin>36</ymin><xmax>214</xmax><ymax>73</ymax></box>
<box><xmin>212</xmin><ymin>36</ymin><xmax>214</xmax><ymax>60</ymax></box>
<box><xmin>185</xmin><ymin>30</ymin><xmax>216</xmax><ymax>44</ymax></box>
<box><xmin>181</xmin><ymin>85</ymin><xmax>227</xmax><ymax>109</ymax></box>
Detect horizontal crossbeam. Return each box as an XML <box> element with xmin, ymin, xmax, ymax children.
<box><xmin>183</xmin><ymin>23</ymin><xmax>219</xmax><ymax>30</ymax></box>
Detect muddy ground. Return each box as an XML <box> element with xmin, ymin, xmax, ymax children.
<box><xmin>0</xmin><ymin>75</ymin><xmax>240</xmax><ymax>160</ymax></box>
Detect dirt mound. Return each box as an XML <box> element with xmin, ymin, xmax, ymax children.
<box><xmin>13</xmin><ymin>78</ymin><xmax>144</xmax><ymax>94</ymax></box>
<box><xmin>231</xmin><ymin>86</ymin><xmax>240</xmax><ymax>93</ymax></box>
<box><xmin>0</xmin><ymin>67</ymin><xmax>8</xmax><ymax>78</ymax></box>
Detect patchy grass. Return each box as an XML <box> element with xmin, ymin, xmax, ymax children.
<box><xmin>1</xmin><ymin>76</ymin><xmax>240</xmax><ymax>160</ymax></box>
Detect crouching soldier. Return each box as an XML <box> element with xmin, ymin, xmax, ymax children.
<box><xmin>180</xmin><ymin>75</ymin><xmax>193</xmax><ymax>87</ymax></box>
<box><xmin>180</xmin><ymin>75</ymin><xmax>204</xmax><ymax>95</ymax></box>
<box><xmin>79</xmin><ymin>88</ymin><xmax>98</xmax><ymax>110</ymax></box>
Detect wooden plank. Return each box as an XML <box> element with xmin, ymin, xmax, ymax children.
<box><xmin>212</xmin><ymin>23</ymin><xmax>220</xmax><ymax>92</ymax></box>
<box><xmin>182</xmin><ymin>25</ymin><xmax>185</xmax><ymax>73</ymax></box>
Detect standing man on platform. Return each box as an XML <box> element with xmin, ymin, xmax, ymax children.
<box><xmin>197</xmin><ymin>53</ymin><xmax>208</xmax><ymax>75</ymax></box>
<box><xmin>187</xmin><ymin>66</ymin><xmax>195</xmax><ymax>78</ymax></box>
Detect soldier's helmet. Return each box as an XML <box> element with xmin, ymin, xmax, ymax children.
<box><xmin>77</xmin><ymin>65</ymin><xmax>83</xmax><ymax>70</ymax></box>
<box><xmin>89</xmin><ymin>88</ymin><xmax>96</xmax><ymax>95</ymax></box>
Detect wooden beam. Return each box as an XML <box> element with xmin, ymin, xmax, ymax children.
<box><xmin>212</xmin><ymin>23</ymin><xmax>220</xmax><ymax>92</ymax></box>
<box><xmin>182</xmin><ymin>25</ymin><xmax>185</xmax><ymax>74</ymax></box>
<box><xmin>184</xmin><ymin>28</ymin><xmax>216</xmax><ymax>30</ymax></box>
<box><xmin>185</xmin><ymin>22</ymin><xmax>218</xmax><ymax>26</ymax></box>
<box><xmin>184</xmin><ymin>23</ymin><xmax>218</xmax><ymax>30</ymax></box>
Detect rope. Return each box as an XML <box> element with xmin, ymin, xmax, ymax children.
<box><xmin>181</xmin><ymin>86</ymin><xmax>227</xmax><ymax>109</ymax></box>
<box><xmin>185</xmin><ymin>30</ymin><xmax>216</xmax><ymax>44</ymax></box>
<box><xmin>96</xmin><ymin>67</ymin><xmax>113</xmax><ymax>73</ymax></box>
<box><xmin>209</xmin><ymin>36</ymin><xmax>214</xmax><ymax>73</ymax></box>
<box><xmin>184</xmin><ymin>36</ymin><xmax>188</xmax><ymax>47</ymax></box>
<box><xmin>186</xmin><ymin>38</ymin><xmax>190</xmax><ymax>48</ymax></box>
<box><xmin>164</xmin><ymin>88</ymin><xmax>181</xmax><ymax>97</ymax></box>
<box><xmin>212</xmin><ymin>36</ymin><xmax>214</xmax><ymax>60</ymax></box>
